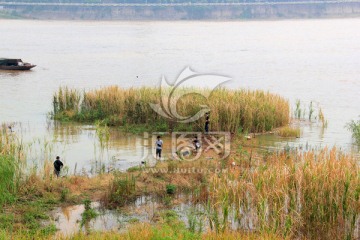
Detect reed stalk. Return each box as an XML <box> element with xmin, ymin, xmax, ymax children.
<box><xmin>209</xmin><ymin>147</ymin><xmax>359</xmax><ymax>239</ymax></box>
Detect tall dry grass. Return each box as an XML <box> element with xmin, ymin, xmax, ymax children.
<box><xmin>0</xmin><ymin>225</ymin><xmax>286</xmax><ymax>240</ymax></box>
<box><xmin>209</xmin><ymin>147</ymin><xmax>359</xmax><ymax>239</ymax></box>
<box><xmin>100</xmin><ymin>144</ymin><xmax>358</xmax><ymax>239</ymax></box>
<box><xmin>52</xmin><ymin>86</ymin><xmax>289</xmax><ymax>133</ymax></box>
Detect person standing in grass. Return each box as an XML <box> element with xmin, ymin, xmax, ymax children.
<box><xmin>54</xmin><ymin>156</ymin><xmax>63</xmax><ymax>177</ymax></box>
<box><xmin>155</xmin><ymin>135</ymin><xmax>163</xmax><ymax>160</ymax></box>
<box><xmin>193</xmin><ymin>135</ymin><xmax>201</xmax><ymax>152</ymax></box>
<box><xmin>205</xmin><ymin>112</ymin><xmax>210</xmax><ymax>134</ymax></box>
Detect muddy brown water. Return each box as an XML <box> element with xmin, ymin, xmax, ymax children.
<box><xmin>51</xmin><ymin>196</ymin><xmax>190</xmax><ymax>236</ymax></box>
<box><xmin>50</xmin><ymin>196</ymin><xmax>237</xmax><ymax>236</ymax></box>
<box><xmin>51</xmin><ymin>196</ymin><xmax>359</xmax><ymax>237</ymax></box>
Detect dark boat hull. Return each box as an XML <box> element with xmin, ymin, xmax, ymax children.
<box><xmin>0</xmin><ymin>65</ymin><xmax>36</xmax><ymax>70</ymax></box>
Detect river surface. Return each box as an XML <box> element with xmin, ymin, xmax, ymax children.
<box><xmin>0</xmin><ymin>19</ymin><xmax>359</xmax><ymax>172</ymax></box>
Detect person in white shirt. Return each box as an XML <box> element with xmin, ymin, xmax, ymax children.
<box><xmin>155</xmin><ymin>135</ymin><xmax>163</xmax><ymax>160</ymax></box>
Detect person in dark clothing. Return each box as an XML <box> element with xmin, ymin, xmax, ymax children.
<box><xmin>193</xmin><ymin>136</ymin><xmax>201</xmax><ymax>152</ymax></box>
<box><xmin>204</xmin><ymin>112</ymin><xmax>210</xmax><ymax>134</ymax></box>
<box><xmin>54</xmin><ymin>156</ymin><xmax>63</xmax><ymax>177</ymax></box>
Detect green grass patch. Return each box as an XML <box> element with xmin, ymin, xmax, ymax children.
<box><xmin>103</xmin><ymin>174</ymin><xmax>137</xmax><ymax>207</ymax></box>
<box><xmin>81</xmin><ymin>199</ymin><xmax>98</xmax><ymax>227</ymax></box>
<box><xmin>0</xmin><ymin>155</ymin><xmax>17</xmax><ymax>206</ymax></box>
<box><xmin>346</xmin><ymin>118</ymin><xmax>360</xmax><ymax>145</ymax></box>
<box><xmin>166</xmin><ymin>184</ymin><xmax>177</xmax><ymax>195</ymax></box>
<box><xmin>277</xmin><ymin>126</ymin><xmax>300</xmax><ymax>138</ymax></box>
<box><xmin>127</xmin><ymin>166</ymin><xmax>142</xmax><ymax>172</ymax></box>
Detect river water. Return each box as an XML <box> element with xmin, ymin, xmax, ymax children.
<box><xmin>0</xmin><ymin>19</ymin><xmax>359</xmax><ymax>172</ymax></box>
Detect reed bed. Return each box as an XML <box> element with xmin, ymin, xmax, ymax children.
<box><xmin>100</xmin><ymin>145</ymin><xmax>359</xmax><ymax>239</ymax></box>
<box><xmin>208</xmin><ymin>147</ymin><xmax>359</xmax><ymax>239</ymax></box>
<box><xmin>2</xmin><ymin>121</ymin><xmax>358</xmax><ymax>239</ymax></box>
<box><xmin>52</xmin><ymin>86</ymin><xmax>290</xmax><ymax>133</ymax></box>
<box><xmin>0</xmin><ymin>125</ymin><xmax>23</xmax><ymax>206</ymax></box>
<box><xmin>277</xmin><ymin>126</ymin><xmax>301</xmax><ymax>138</ymax></box>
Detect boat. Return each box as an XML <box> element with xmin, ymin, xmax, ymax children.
<box><xmin>0</xmin><ymin>58</ymin><xmax>36</xmax><ymax>70</ymax></box>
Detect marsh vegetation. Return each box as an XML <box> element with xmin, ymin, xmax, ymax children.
<box><xmin>1</xmin><ymin>87</ymin><xmax>358</xmax><ymax>240</ymax></box>
<box><xmin>52</xmin><ymin>86</ymin><xmax>290</xmax><ymax>133</ymax></box>
<box><xmin>1</xmin><ymin>126</ymin><xmax>359</xmax><ymax>239</ymax></box>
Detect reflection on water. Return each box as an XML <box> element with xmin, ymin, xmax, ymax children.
<box><xmin>51</xmin><ymin>196</ymin><xmax>244</xmax><ymax>235</ymax></box>
<box><xmin>51</xmin><ymin>197</ymin><xmax>193</xmax><ymax>236</ymax></box>
<box><xmin>52</xmin><ymin>195</ymin><xmax>360</xmax><ymax>237</ymax></box>
<box><xmin>10</xmin><ymin>121</ymin><xmax>178</xmax><ymax>174</ymax></box>
<box><xmin>7</xmin><ymin>117</ymin><xmax>359</xmax><ymax>176</ymax></box>
<box><xmin>52</xmin><ymin>198</ymin><xmax>159</xmax><ymax>236</ymax></box>
<box><xmin>53</xmin><ymin>202</ymin><xmax>120</xmax><ymax>237</ymax></box>
<box><xmin>256</xmin><ymin>119</ymin><xmax>359</xmax><ymax>158</ymax></box>
<box><xmin>48</xmin><ymin>122</ymin><xmax>150</xmax><ymax>175</ymax></box>
<box><xmin>52</xmin><ymin>121</ymin><xmax>84</xmax><ymax>144</ymax></box>
<box><xmin>4</xmin><ymin>122</ymin><xmax>143</xmax><ymax>174</ymax></box>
